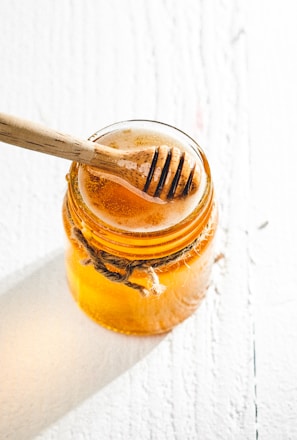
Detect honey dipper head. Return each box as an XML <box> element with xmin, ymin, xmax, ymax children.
<box><xmin>143</xmin><ymin>145</ymin><xmax>200</xmax><ymax>201</ymax></box>
<box><xmin>89</xmin><ymin>120</ymin><xmax>203</xmax><ymax>204</ymax></box>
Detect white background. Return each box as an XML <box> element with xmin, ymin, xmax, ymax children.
<box><xmin>1</xmin><ymin>1</ymin><xmax>297</xmax><ymax>439</ymax></box>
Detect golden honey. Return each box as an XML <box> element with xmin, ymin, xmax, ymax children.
<box><xmin>63</xmin><ymin>120</ymin><xmax>217</xmax><ymax>335</ymax></box>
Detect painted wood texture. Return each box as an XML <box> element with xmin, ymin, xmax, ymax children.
<box><xmin>0</xmin><ymin>1</ymin><xmax>296</xmax><ymax>439</ymax></box>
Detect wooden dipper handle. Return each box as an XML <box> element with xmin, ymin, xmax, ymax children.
<box><xmin>0</xmin><ymin>113</ymin><xmax>200</xmax><ymax>201</ymax></box>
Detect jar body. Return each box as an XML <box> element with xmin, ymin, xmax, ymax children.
<box><xmin>63</xmin><ymin>121</ymin><xmax>217</xmax><ymax>335</ymax></box>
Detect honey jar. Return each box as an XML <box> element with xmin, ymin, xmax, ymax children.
<box><xmin>63</xmin><ymin>120</ymin><xmax>217</xmax><ymax>335</ymax></box>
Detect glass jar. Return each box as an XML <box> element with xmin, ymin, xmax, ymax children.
<box><xmin>62</xmin><ymin>120</ymin><xmax>218</xmax><ymax>335</ymax></box>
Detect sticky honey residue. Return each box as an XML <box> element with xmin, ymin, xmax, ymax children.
<box><xmin>77</xmin><ymin>128</ymin><xmax>204</xmax><ymax>232</ymax></box>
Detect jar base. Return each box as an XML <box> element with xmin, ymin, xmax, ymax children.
<box><xmin>79</xmin><ymin>305</ymin><xmax>173</xmax><ymax>336</ymax></box>
<box><xmin>67</xmin><ymin>273</ymin><xmax>201</xmax><ymax>336</ymax></box>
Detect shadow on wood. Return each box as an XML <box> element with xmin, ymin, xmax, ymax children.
<box><xmin>0</xmin><ymin>252</ymin><xmax>166</xmax><ymax>440</ymax></box>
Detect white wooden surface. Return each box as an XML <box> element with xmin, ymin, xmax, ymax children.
<box><xmin>0</xmin><ymin>1</ymin><xmax>297</xmax><ymax>439</ymax></box>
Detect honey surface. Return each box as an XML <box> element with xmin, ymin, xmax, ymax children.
<box><xmin>78</xmin><ymin>129</ymin><xmax>204</xmax><ymax>232</ymax></box>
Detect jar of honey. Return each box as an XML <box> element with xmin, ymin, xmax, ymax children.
<box><xmin>63</xmin><ymin>120</ymin><xmax>217</xmax><ymax>335</ymax></box>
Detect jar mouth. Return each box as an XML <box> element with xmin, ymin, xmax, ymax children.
<box><xmin>67</xmin><ymin>120</ymin><xmax>214</xmax><ymax>258</ymax></box>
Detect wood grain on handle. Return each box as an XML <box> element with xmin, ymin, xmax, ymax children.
<box><xmin>0</xmin><ymin>112</ymin><xmax>118</xmax><ymax>167</ymax></box>
<box><xmin>0</xmin><ymin>113</ymin><xmax>156</xmax><ymax>197</ymax></box>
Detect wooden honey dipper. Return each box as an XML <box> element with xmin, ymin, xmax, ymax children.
<box><xmin>0</xmin><ymin>113</ymin><xmax>200</xmax><ymax>201</ymax></box>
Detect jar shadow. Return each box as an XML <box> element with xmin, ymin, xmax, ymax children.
<box><xmin>0</xmin><ymin>251</ymin><xmax>166</xmax><ymax>440</ymax></box>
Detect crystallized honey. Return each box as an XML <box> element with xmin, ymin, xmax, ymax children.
<box><xmin>63</xmin><ymin>121</ymin><xmax>217</xmax><ymax>335</ymax></box>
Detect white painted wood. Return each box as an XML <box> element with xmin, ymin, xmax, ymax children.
<box><xmin>0</xmin><ymin>0</ymin><xmax>296</xmax><ymax>439</ymax></box>
<box><xmin>248</xmin><ymin>1</ymin><xmax>297</xmax><ymax>439</ymax></box>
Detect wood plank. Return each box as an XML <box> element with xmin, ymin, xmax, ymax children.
<box><xmin>248</xmin><ymin>1</ymin><xmax>297</xmax><ymax>438</ymax></box>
